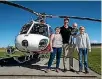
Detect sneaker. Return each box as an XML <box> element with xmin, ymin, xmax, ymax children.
<box><xmin>63</xmin><ymin>68</ymin><xmax>67</xmax><ymax>72</ymax></box>
<box><xmin>56</xmin><ymin>69</ymin><xmax>60</xmax><ymax>73</ymax></box>
<box><xmin>76</xmin><ymin>70</ymin><xmax>82</xmax><ymax>74</ymax></box>
<box><xmin>45</xmin><ymin>69</ymin><xmax>50</xmax><ymax>73</ymax></box>
<box><xmin>70</xmin><ymin>68</ymin><xmax>75</xmax><ymax>72</ymax></box>
<box><xmin>85</xmin><ymin>70</ymin><xmax>89</xmax><ymax>74</ymax></box>
<box><xmin>79</xmin><ymin>69</ymin><xmax>82</xmax><ymax>72</ymax></box>
<box><xmin>76</xmin><ymin>71</ymin><xmax>79</xmax><ymax>74</ymax></box>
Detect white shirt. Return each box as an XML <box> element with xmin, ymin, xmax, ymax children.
<box><xmin>76</xmin><ymin>33</ymin><xmax>91</xmax><ymax>50</ymax></box>
<box><xmin>52</xmin><ymin>34</ymin><xmax>63</xmax><ymax>47</ymax></box>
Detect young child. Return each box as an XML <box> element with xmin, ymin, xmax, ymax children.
<box><xmin>72</xmin><ymin>23</ymin><xmax>78</xmax><ymax>36</ymax></box>
<box><xmin>76</xmin><ymin>26</ymin><xmax>91</xmax><ymax>74</ymax></box>
<box><xmin>70</xmin><ymin>23</ymin><xmax>78</xmax><ymax>45</ymax></box>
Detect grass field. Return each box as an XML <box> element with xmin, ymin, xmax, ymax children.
<box><xmin>0</xmin><ymin>48</ymin><xmax>25</xmax><ymax>58</ymax></box>
<box><xmin>0</xmin><ymin>47</ymin><xmax>101</xmax><ymax>74</ymax></box>
<box><xmin>73</xmin><ymin>48</ymin><xmax>101</xmax><ymax>75</ymax></box>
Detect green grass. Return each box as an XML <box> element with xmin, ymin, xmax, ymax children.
<box><xmin>73</xmin><ymin>48</ymin><xmax>101</xmax><ymax>75</ymax></box>
<box><xmin>0</xmin><ymin>48</ymin><xmax>25</xmax><ymax>58</ymax></box>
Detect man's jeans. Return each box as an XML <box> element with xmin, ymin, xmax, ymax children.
<box><xmin>79</xmin><ymin>48</ymin><xmax>88</xmax><ymax>71</ymax></box>
<box><xmin>48</xmin><ymin>47</ymin><xmax>62</xmax><ymax>69</ymax></box>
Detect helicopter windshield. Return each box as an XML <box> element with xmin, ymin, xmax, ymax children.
<box><xmin>20</xmin><ymin>22</ymin><xmax>32</xmax><ymax>34</ymax></box>
<box><xmin>30</xmin><ymin>24</ymin><xmax>48</xmax><ymax>37</ymax></box>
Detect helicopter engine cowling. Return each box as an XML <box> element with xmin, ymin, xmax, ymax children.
<box><xmin>15</xmin><ymin>34</ymin><xmax>49</xmax><ymax>53</ymax></box>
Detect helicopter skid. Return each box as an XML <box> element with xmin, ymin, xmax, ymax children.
<box><xmin>13</xmin><ymin>52</ymin><xmax>40</xmax><ymax>64</ymax></box>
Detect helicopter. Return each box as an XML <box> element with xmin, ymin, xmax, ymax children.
<box><xmin>0</xmin><ymin>1</ymin><xmax>101</xmax><ymax>64</ymax></box>
<box><xmin>15</xmin><ymin>20</ymin><xmax>52</xmax><ymax>53</ymax></box>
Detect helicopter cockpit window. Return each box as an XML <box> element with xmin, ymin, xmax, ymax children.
<box><xmin>30</xmin><ymin>24</ymin><xmax>48</xmax><ymax>37</ymax></box>
<box><xmin>20</xmin><ymin>22</ymin><xmax>32</xmax><ymax>34</ymax></box>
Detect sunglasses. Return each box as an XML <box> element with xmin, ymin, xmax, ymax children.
<box><xmin>80</xmin><ymin>29</ymin><xmax>84</xmax><ymax>30</ymax></box>
<box><xmin>64</xmin><ymin>22</ymin><xmax>68</xmax><ymax>23</ymax></box>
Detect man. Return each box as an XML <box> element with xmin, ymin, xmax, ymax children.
<box><xmin>70</xmin><ymin>22</ymin><xmax>78</xmax><ymax>49</ymax></box>
<box><xmin>60</xmin><ymin>18</ymin><xmax>75</xmax><ymax>72</ymax></box>
<box><xmin>40</xmin><ymin>19</ymin><xmax>45</xmax><ymax>24</ymax></box>
<box><xmin>76</xmin><ymin>26</ymin><xmax>91</xmax><ymax>74</ymax></box>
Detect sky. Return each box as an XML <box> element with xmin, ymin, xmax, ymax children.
<box><xmin>0</xmin><ymin>1</ymin><xmax>101</xmax><ymax>47</ymax></box>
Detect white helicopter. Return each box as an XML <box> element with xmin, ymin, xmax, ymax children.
<box><xmin>15</xmin><ymin>20</ymin><xmax>52</xmax><ymax>53</ymax></box>
<box><xmin>0</xmin><ymin>1</ymin><xmax>101</xmax><ymax>64</ymax></box>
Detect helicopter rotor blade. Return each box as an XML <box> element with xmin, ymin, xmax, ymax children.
<box><xmin>45</xmin><ymin>15</ymin><xmax>101</xmax><ymax>22</ymax></box>
<box><xmin>59</xmin><ymin>16</ymin><xmax>101</xmax><ymax>22</ymax></box>
<box><xmin>0</xmin><ymin>1</ymin><xmax>40</xmax><ymax>16</ymax></box>
<box><xmin>0</xmin><ymin>1</ymin><xmax>101</xmax><ymax>22</ymax></box>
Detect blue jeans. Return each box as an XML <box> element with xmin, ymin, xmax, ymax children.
<box><xmin>48</xmin><ymin>47</ymin><xmax>62</xmax><ymax>69</ymax></box>
<box><xmin>79</xmin><ymin>48</ymin><xmax>88</xmax><ymax>71</ymax></box>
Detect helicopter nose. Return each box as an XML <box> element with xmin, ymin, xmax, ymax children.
<box><xmin>22</xmin><ymin>40</ymin><xmax>28</xmax><ymax>47</ymax></box>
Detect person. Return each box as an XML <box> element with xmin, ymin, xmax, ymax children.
<box><xmin>46</xmin><ymin>27</ymin><xmax>62</xmax><ymax>73</ymax></box>
<box><xmin>70</xmin><ymin>22</ymin><xmax>79</xmax><ymax>52</ymax></box>
<box><xmin>71</xmin><ymin>23</ymin><xmax>78</xmax><ymax>39</ymax></box>
<box><xmin>40</xmin><ymin>19</ymin><xmax>45</xmax><ymax>24</ymax></box>
<box><xmin>60</xmin><ymin>18</ymin><xmax>75</xmax><ymax>72</ymax></box>
<box><xmin>76</xmin><ymin>26</ymin><xmax>91</xmax><ymax>74</ymax></box>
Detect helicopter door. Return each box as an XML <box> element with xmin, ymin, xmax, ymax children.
<box><xmin>30</xmin><ymin>24</ymin><xmax>48</xmax><ymax>37</ymax></box>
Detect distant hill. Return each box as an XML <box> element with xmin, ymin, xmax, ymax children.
<box><xmin>91</xmin><ymin>43</ymin><xmax>101</xmax><ymax>48</ymax></box>
<box><xmin>91</xmin><ymin>43</ymin><xmax>101</xmax><ymax>46</ymax></box>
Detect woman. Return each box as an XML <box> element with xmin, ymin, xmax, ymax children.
<box><xmin>76</xmin><ymin>26</ymin><xmax>91</xmax><ymax>74</ymax></box>
<box><xmin>46</xmin><ymin>27</ymin><xmax>62</xmax><ymax>73</ymax></box>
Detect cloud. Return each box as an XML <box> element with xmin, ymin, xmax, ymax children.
<box><xmin>91</xmin><ymin>40</ymin><xmax>98</xmax><ymax>43</ymax></box>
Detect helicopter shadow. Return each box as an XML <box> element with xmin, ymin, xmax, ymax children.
<box><xmin>0</xmin><ymin>55</ymin><xmax>40</xmax><ymax>67</ymax></box>
<box><xmin>0</xmin><ymin>55</ymin><xmax>58</xmax><ymax>72</ymax></box>
<box><xmin>22</xmin><ymin>63</ymin><xmax>58</xmax><ymax>72</ymax></box>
